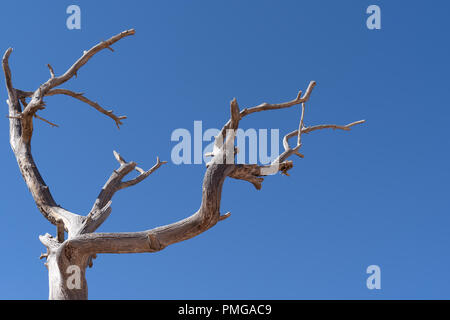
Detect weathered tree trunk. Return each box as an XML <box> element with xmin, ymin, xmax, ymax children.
<box><xmin>2</xmin><ymin>29</ymin><xmax>364</xmax><ymax>300</ymax></box>
<box><xmin>45</xmin><ymin>245</ymin><xmax>89</xmax><ymax>300</ymax></box>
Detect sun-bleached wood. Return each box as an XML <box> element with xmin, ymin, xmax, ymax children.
<box><xmin>3</xmin><ymin>29</ymin><xmax>365</xmax><ymax>300</ymax></box>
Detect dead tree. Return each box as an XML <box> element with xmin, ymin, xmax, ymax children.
<box><xmin>2</xmin><ymin>29</ymin><xmax>364</xmax><ymax>300</ymax></box>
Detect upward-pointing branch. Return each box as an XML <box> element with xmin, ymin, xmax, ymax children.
<box><xmin>76</xmin><ymin>151</ymin><xmax>166</xmax><ymax>235</ymax></box>
<box><xmin>2</xmin><ymin>49</ymin><xmax>83</xmax><ymax>234</ymax></box>
<box><xmin>212</xmin><ymin>81</ymin><xmax>317</xmax><ymax>154</ymax></box>
<box><xmin>19</xmin><ymin>29</ymin><xmax>135</xmax><ymax>142</ymax></box>
<box><xmin>2</xmin><ymin>48</ymin><xmax>14</xmax><ymax>98</ymax></box>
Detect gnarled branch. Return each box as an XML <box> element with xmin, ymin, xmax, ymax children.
<box><xmin>2</xmin><ymin>29</ymin><xmax>135</xmax><ymax>236</ymax></box>
<box><xmin>4</xmin><ymin>31</ymin><xmax>365</xmax><ymax>299</ymax></box>
<box><xmin>210</xmin><ymin>81</ymin><xmax>317</xmax><ymax>158</ymax></box>
<box><xmin>3</xmin><ymin>49</ymin><xmax>82</xmax><ymax>233</ymax></box>
<box><xmin>20</xmin><ymin>29</ymin><xmax>134</xmax><ymax>142</ymax></box>
<box><xmin>76</xmin><ymin>151</ymin><xmax>166</xmax><ymax>235</ymax></box>
<box><xmin>64</xmin><ymin>82</ymin><xmax>364</xmax><ymax>256</ymax></box>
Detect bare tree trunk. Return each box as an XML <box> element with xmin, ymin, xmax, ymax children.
<box><xmin>2</xmin><ymin>29</ymin><xmax>364</xmax><ymax>300</ymax></box>
<box><xmin>45</xmin><ymin>244</ymin><xmax>89</xmax><ymax>300</ymax></box>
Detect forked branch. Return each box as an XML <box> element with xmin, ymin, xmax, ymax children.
<box><xmin>2</xmin><ymin>30</ymin><xmax>135</xmax><ymax>236</ymax></box>
<box><xmin>76</xmin><ymin>151</ymin><xmax>166</xmax><ymax>235</ymax></box>
<box><xmin>211</xmin><ymin>81</ymin><xmax>317</xmax><ymax>154</ymax></box>
<box><xmin>17</xmin><ymin>29</ymin><xmax>134</xmax><ymax>142</ymax></box>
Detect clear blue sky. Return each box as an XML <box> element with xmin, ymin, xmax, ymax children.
<box><xmin>1</xmin><ymin>0</ymin><xmax>449</xmax><ymax>299</ymax></box>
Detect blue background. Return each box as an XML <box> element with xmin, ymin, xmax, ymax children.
<box><xmin>0</xmin><ymin>0</ymin><xmax>449</xmax><ymax>299</ymax></box>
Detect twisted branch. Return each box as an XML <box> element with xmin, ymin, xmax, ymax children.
<box><xmin>2</xmin><ymin>30</ymin><xmax>135</xmax><ymax>236</ymax></box>
<box><xmin>222</xmin><ymin>82</ymin><xmax>365</xmax><ymax>186</ymax></box>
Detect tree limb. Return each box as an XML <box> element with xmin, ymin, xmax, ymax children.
<box><xmin>228</xmin><ymin>161</ymin><xmax>294</xmax><ymax>189</ymax></box>
<box><xmin>18</xmin><ymin>29</ymin><xmax>135</xmax><ymax>142</ymax></box>
<box><xmin>119</xmin><ymin>157</ymin><xmax>167</xmax><ymax>190</ymax></box>
<box><xmin>2</xmin><ymin>48</ymin><xmax>14</xmax><ymax>99</ymax></box>
<box><xmin>68</xmin><ymin>164</ymin><xmax>236</xmax><ymax>254</ymax></box>
<box><xmin>16</xmin><ymin>89</ymin><xmax>126</xmax><ymax>128</ymax></box>
<box><xmin>51</xmin><ymin>29</ymin><xmax>135</xmax><ymax>88</ymax></box>
<box><xmin>2</xmin><ymin>30</ymin><xmax>135</xmax><ymax>235</ymax></box>
<box><xmin>46</xmin><ymin>89</ymin><xmax>126</xmax><ymax>128</ymax></box>
<box><xmin>34</xmin><ymin>113</ymin><xmax>59</xmax><ymax>127</ymax></box>
<box><xmin>281</xmin><ymin>119</ymin><xmax>367</xmax><ymax>153</ymax></box>
<box><xmin>64</xmin><ymin>82</ymin><xmax>363</xmax><ymax>256</ymax></box>
<box><xmin>76</xmin><ymin>151</ymin><xmax>166</xmax><ymax>235</ymax></box>
<box><xmin>211</xmin><ymin>81</ymin><xmax>316</xmax><ymax>155</ymax></box>
<box><xmin>3</xmin><ymin>48</ymin><xmax>83</xmax><ymax>234</ymax></box>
